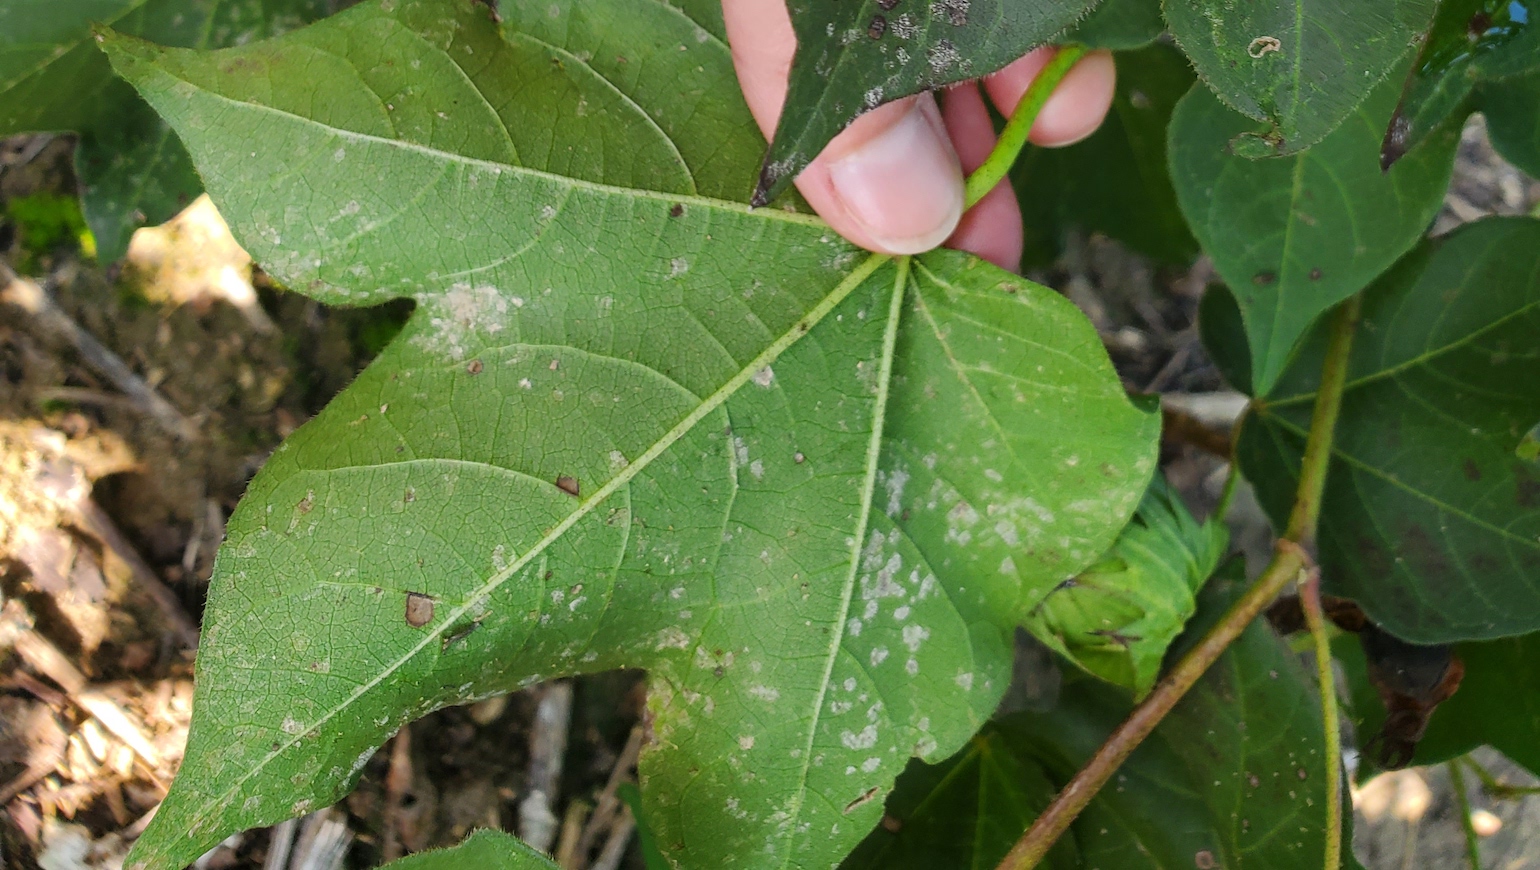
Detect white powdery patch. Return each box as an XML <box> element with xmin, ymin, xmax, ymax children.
<box><xmin>752</xmin><ymin>366</ymin><xmax>775</xmax><ymax>387</ymax></box>
<box><xmin>884</xmin><ymin>468</ymin><xmax>910</xmax><ymax>517</ymax></box>
<box><xmin>841</xmin><ymin>724</ymin><xmax>878</xmax><ymax>750</ymax></box>
<box><xmin>902</xmin><ymin>624</ymin><xmax>929</xmax><ymax>652</ymax></box>
<box><xmin>954</xmin><ymin>672</ymin><xmax>974</xmax><ymax>691</ymax></box>
<box><xmin>416</xmin><ymin>283</ymin><xmax>510</xmax><ymax>361</ymax></box>
<box><xmin>861</xmin><ymin>757</ymin><xmax>881</xmax><ymax>773</ymax></box>
<box><xmin>738</xmin><ymin>735</ymin><xmax>756</xmax><ymax>750</ymax></box>
<box><xmin>655</xmin><ymin>627</ymin><xmax>691</xmax><ymax>650</ymax></box>
<box><xmin>749</xmin><ymin>685</ymin><xmax>780</xmax><ymax>702</ymax></box>
<box><xmin>870</xmin><ymin>646</ymin><xmax>889</xmax><ymax>666</ymax></box>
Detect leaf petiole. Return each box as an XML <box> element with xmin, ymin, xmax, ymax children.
<box><xmin>963</xmin><ymin>44</ymin><xmax>1088</xmax><ymax>210</ymax></box>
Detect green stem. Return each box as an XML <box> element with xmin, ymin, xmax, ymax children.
<box><xmin>1284</xmin><ymin>295</ymin><xmax>1362</xmax><ymax>547</ymax></box>
<box><xmin>1450</xmin><ymin>761</ymin><xmax>1484</xmax><ymax>870</ymax></box>
<box><xmin>1300</xmin><ymin>571</ymin><xmax>1341</xmax><ymax>870</ymax></box>
<box><xmin>963</xmin><ymin>45</ymin><xmax>1088</xmax><ymax>210</ymax></box>
<box><xmin>995</xmin><ymin>295</ymin><xmax>1364</xmax><ymax>870</ymax></box>
<box><xmin>1464</xmin><ymin>755</ymin><xmax>1540</xmax><ymax>799</ymax></box>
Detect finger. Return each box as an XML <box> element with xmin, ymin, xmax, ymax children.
<box><xmin>984</xmin><ymin>47</ymin><xmax>1117</xmax><ymax>147</ymax></box>
<box><xmin>939</xmin><ymin>82</ymin><xmax>1023</xmax><ymax>272</ymax></box>
<box><xmin>723</xmin><ymin>0</ymin><xmax>965</xmax><ymax>255</ymax></box>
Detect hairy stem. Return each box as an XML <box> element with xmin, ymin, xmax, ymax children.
<box><xmin>963</xmin><ymin>45</ymin><xmax>1087</xmax><ymax>210</ymax></box>
<box><xmin>996</xmin><ymin>296</ymin><xmax>1364</xmax><ymax>870</ymax></box>
<box><xmin>1300</xmin><ymin>570</ymin><xmax>1341</xmax><ymax>870</ymax></box>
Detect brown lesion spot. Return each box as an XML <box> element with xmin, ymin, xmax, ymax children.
<box><xmin>405</xmin><ymin>592</ymin><xmax>435</xmax><ymax>628</ymax></box>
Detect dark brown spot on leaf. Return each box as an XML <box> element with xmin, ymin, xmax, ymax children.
<box><xmin>867</xmin><ymin>15</ymin><xmax>886</xmax><ymax>38</ymax></box>
<box><xmin>405</xmin><ymin>592</ymin><xmax>435</xmax><ymax>627</ymax></box>
<box><xmin>844</xmin><ymin>786</ymin><xmax>881</xmax><ymax>814</ymax></box>
<box><xmin>466</xmin><ymin>359</ymin><xmax>483</xmax><ymax>374</ymax></box>
<box><xmin>1253</xmin><ymin>270</ymin><xmax>1277</xmax><ymax>285</ymax></box>
<box><xmin>669</xmin><ymin>203</ymin><xmax>684</xmax><ymax>218</ymax></box>
<box><xmin>878</xmin><ymin>0</ymin><xmax>899</xmax><ymax>8</ymax></box>
<box><xmin>556</xmin><ymin>475</ymin><xmax>580</xmax><ymax>497</ymax></box>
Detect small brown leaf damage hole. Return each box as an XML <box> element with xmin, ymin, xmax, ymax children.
<box><xmin>1194</xmin><ymin>850</ymin><xmax>1217</xmax><ymax>869</ymax></box>
<box><xmin>405</xmin><ymin>592</ymin><xmax>435</xmax><ymax>627</ymax></box>
<box><xmin>1253</xmin><ymin>270</ymin><xmax>1277</xmax><ymax>285</ymax></box>
<box><xmin>844</xmin><ymin>786</ymin><xmax>880</xmax><ymax>814</ymax></box>
<box><xmin>867</xmin><ymin>15</ymin><xmax>886</xmax><ymax>38</ymax></box>
<box><xmin>1247</xmin><ymin>36</ymin><xmax>1281</xmax><ymax>58</ymax></box>
<box><xmin>466</xmin><ymin>359</ymin><xmax>484</xmax><ymax>375</ymax></box>
<box><xmin>669</xmin><ymin>203</ymin><xmax>684</xmax><ymax>218</ymax></box>
<box><xmin>556</xmin><ymin>475</ymin><xmax>580</xmax><ymax>497</ymax></box>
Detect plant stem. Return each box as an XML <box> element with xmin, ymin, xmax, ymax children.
<box><xmin>1300</xmin><ymin>570</ymin><xmax>1341</xmax><ymax>870</ymax></box>
<box><xmin>995</xmin><ymin>295</ymin><xmax>1365</xmax><ymax>870</ymax></box>
<box><xmin>1450</xmin><ymin>760</ymin><xmax>1484</xmax><ymax>869</ymax></box>
<box><xmin>1463</xmin><ymin>755</ymin><xmax>1540</xmax><ymax>799</ymax></box>
<box><xmin>1284</xmin><ymin>295</ymin><xmax>1361</xmax><ymax>546</ymax></box>
<box><xmin>963</xmin><ymin>45</ymin><xmax>1087</xmax><ymax>210</ymax></box>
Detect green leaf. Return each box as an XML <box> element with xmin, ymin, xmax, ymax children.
<box><xmin>1024</xmin><ymin>474</ymin><xmax>1228</xmax><ymax>699</ymax></box>
<box><xmin>1197</xmin><ymin>283</ymin><xmax>1254</xmax><ymax>395</ymax></box>
<box><xmin>1170</xmin><ymin>69</ymin><xmax>1459</xmax><ymax>397</ymax></box>
<box><xmin>0</xmin><ymin>0</ymin><xmax>328</xmax><ymax>261</ymax></box>
<box><xmin>1163</xmin><ymin>0</ymin><xmax>1437</xmax><ymax>155</ymax></box>
<box><xmin>618</xmin><ymin>782</ymin><xmax>670</xmax><ymax>870</ymax></box>
<box><xmin>1478</xmin><ymin>70</ymin><xmax>1540</xmax><ymax>178</ymax></box>
<box><xmin>1015</xmin><ymin>43</ymin><xmax>1198</xmax><ymax>269</ymax></box>
<box><xmin>1065</xmin><ymin>0</ymin><xmax>1166</xmax><ymax>51</ymax></box>
<box><xmin>838</xmin><ymin>720</ymin><xmax>1078</xmax><ymax>870</ymax></box>
<box><xmin>753</xmin><ymin>0</ymin><xmax>1097</xmax><ymax>205</ymax></box>
<box><xmin>848</xmin><ymin>568</ymin><xmax>1336</xmax><ymax>868</ymax></box>
<box><xmin>1238</xmin><ymin>217</ymin><xmax>1540</xmax><ymax>643</ymax></box>
<box><xmin>379</xmin><ymin>829</ymin><xmax>558</xmax><ymax>870</ymax></box>
<box><xmin>102</xmin><ymin>1</ymin><xmax>1159</xmax><ymax>867</ymax></box>
<box><xmin>1341</xmin><ymin>631</ymin><xmax>1540</xmax><ymax>777</ymax></box>
<box><xmin>1381</xmin><ymin>0</ymin><xmax>1540</xmax><ymax>169</ymax></box>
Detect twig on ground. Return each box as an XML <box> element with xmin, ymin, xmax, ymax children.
<box><xmin>589</xmin><ymin>807</ymin><xmax>636</xmax><ymax>870</ymax></box>
<box><xmin>555</xmin><ymin>799</ymin><xmax>591</xmax><ymax>869</ymax></box>
<box><xmin>996</xmin><ymin>296</ymin><xmax>1363</xmax><ymax>869</ymax></box>
<box><xmin>380</xmin><ymin>726</ymin><xmax>413</xmax><ymax>862</ymax></box>
<box><xmin>0</xmin><ymin>603</ymin><xmax>162</xmax><ymax>768</ymax></box>
<box><xmin>75</xmin><ymin>498</ymin><xmax>200</xmax><ymax>648</ymax></box>
<box><xmin>289</xmin><ymin>808</ymin><xmax>352</xmax><ymax>870</ymax></box>
<box><xmin>573</xmin><ymin>725</ymin><xmax>644</xmax><ymax>862</ymax></box>
<box><xmin>519</xmin><ymin>681</ymin><xmax>574</xmax><ymax>852</ymax></box>
<box><xmin>263</xmin><ymin>818</ymin><xmax>299</xmax><ymax>870</ymax></box>
<box><xmin>0</xmin><ymin>262</ymin><xmax>199</xmax><ymax>442</ymax></box>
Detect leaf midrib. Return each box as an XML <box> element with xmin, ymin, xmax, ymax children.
<box><xmin>174</xmin><ymin>248</ymin><xmax>893</xmax><ymax>838</ymax></box>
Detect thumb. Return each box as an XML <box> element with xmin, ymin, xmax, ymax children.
<box><xmin>723</xmin><ymin>0</ymin><xmax>965</xmax><ymax>255</ymax></box>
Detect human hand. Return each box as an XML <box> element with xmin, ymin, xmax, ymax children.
<box><xmin>723</xmin><ymin>0</ymin><xmax>1117</xmax><ymax>272</ymax></box>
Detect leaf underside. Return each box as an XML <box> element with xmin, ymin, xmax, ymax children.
<box><xmin>1162</xmin><ymin>0</ymin><xmax>1437</xmax><ymax>155</ymax></box>
<box><xmin>1169</xmin><ymin>66</ymin><xmax>1459</xmax><ymax>397</ymax></box>
<box><xmin>0</xmin><ymin>0</ymin><xmax>328</xmax><ymax>260</ymax></box>
<box><xmin>103</xmin><ymin>1</ymin><xmax>1158</xmax><ymax>867</ymax></box>
<box><xmin>1240</xmin><ymin>218</ymin><xmax>1540</xmax><ymax>643</ymax></box>
<box><xmin>754</xmin><ymin>0</ymin><xmax>1096</xmax><ymax>204</ymax></box>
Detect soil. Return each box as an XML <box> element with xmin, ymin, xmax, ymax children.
<box><xmin>0</xmin><ymin>110</ymin><xmax>1535</xmax><ymax>869</ymax></box>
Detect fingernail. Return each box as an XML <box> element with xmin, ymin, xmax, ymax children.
<box><xmin>827</xmin><ymin>97</ymin><xmax>964</xmax><ymax>255</ymax></box>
